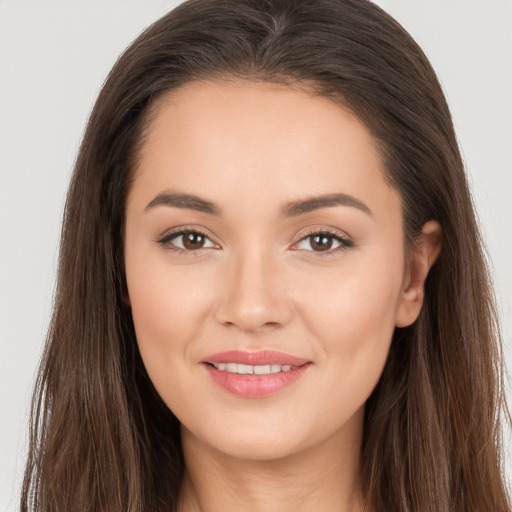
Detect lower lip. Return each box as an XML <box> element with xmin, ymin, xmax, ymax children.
<box><xmin>204</xmin><ymin>364</ymin><xmax>311</xmax><ymax>398</ymax></box>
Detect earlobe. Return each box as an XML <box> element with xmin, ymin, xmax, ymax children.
<box><xmin>395</xmin><ymin>220</ymin><xmax>442</xmax><ymax>328</ymax></box>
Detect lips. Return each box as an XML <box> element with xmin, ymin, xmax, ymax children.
<box><xmin>201</xmin><ymin>350</ymin><xmax>312</xmax><ymax>398</ymax></box>
<box><xmin>202</xmin><ymin>350</ymin><xmax>310</xmax><ymax>366</ymax></box>
<box><xmin>211</xmin><ymin>362</ymin><xmax>294</xmax><ymax>375</ymax></box>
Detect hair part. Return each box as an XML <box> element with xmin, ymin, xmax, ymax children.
<box><xmin>22</xmin><ymin>1</ymin><xmax>511</xmax><ymax>511</ymax></box>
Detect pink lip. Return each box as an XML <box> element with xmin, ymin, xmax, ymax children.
<box><xmin>202</xmin><ymin>350</ymin><xmax>310</xmax><ymax>366</ymax></box>
<box><xmin>201</xmin><ymin>350</ymin><xmax>312</xmax><ymax>398</ymax></box>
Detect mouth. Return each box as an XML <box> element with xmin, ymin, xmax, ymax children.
<box><xmin>209</xmin><ymin>362</ymin><xmax>296</xmax><ymax>375</ymax></box>
<box><xmin>201</xmin><ymin>350</ymin><xmax>312</xmax><ymax>398</ymax></box>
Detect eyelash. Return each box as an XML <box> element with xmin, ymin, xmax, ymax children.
<box><xmin>156</xmin><ymin>226</ymin><xmax>354</xmax><ymax>258</ymax></box>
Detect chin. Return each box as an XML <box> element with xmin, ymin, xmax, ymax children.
<box><xmin>182</xmin><ymin>418</ymin><xmax>315</xmax><ymax>463</ymax></box>
<box><xmin>213</xmin><ymin>437</ymin><xmax>307</xmax><ymax>462</ymax></box>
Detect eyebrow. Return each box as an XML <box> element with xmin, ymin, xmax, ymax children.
<box><xmin>145</xmin><ymin>191</ymin><xmax>372</xmax><ymax>217</ymax></box>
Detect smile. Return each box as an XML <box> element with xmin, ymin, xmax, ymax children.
<box><xmin>202</xmin><ymin>350</ymin><xmax>311</xmax><ymax>398</ymax></box>
<box><xmin>211</xmin><ymin>363</ymin><xmax>295</xmax><ymax>374</ymax></box>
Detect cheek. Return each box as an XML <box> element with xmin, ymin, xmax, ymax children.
<box><xmin>127</xmin><ymin>265</ymin><xmax>208</xmax><ymax>357</ymax></box>
<box><xmin>301</xmin><ymin>254</ymin><xmax>402</xmax><ymax>343</ymax></box>
<box><xmin>297</xmin><ymin>256</ymin><xmax>403</xmax><ymax>406</ymax></box>
<box><xmin>126</xmin><ymin>261</ymin><xmax>218</xmax><ymax>420</ymax></box>
<box><xmin>124</xmin><ymin>237</ymin><xmax>211</xmax><ymax>385</ymax></box>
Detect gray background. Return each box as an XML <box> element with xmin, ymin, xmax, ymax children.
<box><xmin>1</xmin><ymin>1</ymin><xmax>511</xmax><ymax>510</ymax></box>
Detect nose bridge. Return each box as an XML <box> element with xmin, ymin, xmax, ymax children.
<box><xmin>214</xmin><ymin>237</ymin><xmax>292</xmax><ymax>331</ymax></box>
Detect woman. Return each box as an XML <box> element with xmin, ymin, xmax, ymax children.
<box><xmin>21</xmin><ymin>0</ymin><xmax>511</xmax><ymax>511</ymax></box>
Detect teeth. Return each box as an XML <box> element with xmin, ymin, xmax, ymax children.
<box><xmin>237</xmin><ymin>364</ymin><xmax>253</xmax><ymax>374</ymax></box>
<box><xmin>211</xmin><ymin>363</ymin><xmax>295</xmax><ymax>374</ymax></box>
<box><xmin>254</xmin><ymin>365</ymin><xmax>271</xmax><ymax>375</ymax></box>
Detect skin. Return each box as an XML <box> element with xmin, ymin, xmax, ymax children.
<box><xmin>124</xmin><ymin>80</ymin><xmax>441</xmax><ymax>512</ymax></box>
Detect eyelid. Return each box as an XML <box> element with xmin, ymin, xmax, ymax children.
<box><xmin>156</xmin><ymin>225</ymin><xmax>219</xmax><ymax>254</ymax></box>
<box><xmin>291</xmin><ymin>226</ymin><xmax>354</xmax><ymax>256</ymax></box>
<box><xmin>156</xmin><ymin>225</ymin><xmax>354</xmax><ymax>256</ymax></box>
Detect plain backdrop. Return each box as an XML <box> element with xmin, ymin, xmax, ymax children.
<box><xmin>1</xmin><ymin>1</ymin><xmax>511</xmax><ymax>510</ymax></box>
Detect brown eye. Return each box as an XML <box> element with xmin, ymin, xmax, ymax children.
<box><xmin>182</xmin><ymin>231</ymin><xmax>206</xmax><ymax>250</ymax></box>
<box><xmin>158</xmin><ymin>229</ymin><xmax>216</xmax><ymax>253</ymax></box>
<box><xmin>295</xmin><ymin>230</ymin><xmax>353</xmax><ymax>255</ymax></box>
<box><xmin>309</xmin><ymin>234</ymin><xmax>334</xmax><ymax>251</ymax></box>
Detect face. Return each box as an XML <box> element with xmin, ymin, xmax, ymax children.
<box><xmin>124</xmin><ymin>80</ymin><xmax>418</xmax><ymax>461</ymax></box>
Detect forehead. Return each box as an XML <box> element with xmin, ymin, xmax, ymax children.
<box><xmin>129</xmin><ymin>79</ymin><xmax>400</xmax><ymax>224</ymax></box>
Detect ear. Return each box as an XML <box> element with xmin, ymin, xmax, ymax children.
<box><xmin>395</xmin><ymin>220</ymin><xmax>442</xmax><ymax>328</ymax></box>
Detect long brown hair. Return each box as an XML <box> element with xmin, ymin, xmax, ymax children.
<box><xmin>22</xmin><ymin>1</ymin><xmax>511</xmax><ymax>511</ymax></box>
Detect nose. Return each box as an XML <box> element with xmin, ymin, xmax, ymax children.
<box><xmin>214</xmin><ymin>242</ymin><xmax>293</xmax><ymax>332</ymax></box>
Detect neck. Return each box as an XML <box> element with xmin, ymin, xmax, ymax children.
<box><xmin>177</xmin><ymin>421</ymin><xmax>369</xmax><ymax>512</ymax></box>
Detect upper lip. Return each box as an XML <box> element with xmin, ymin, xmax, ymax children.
<box><xmin>202</xmin><ymin>350</ymin><xmax>310</xmax><ymax>367</ymax></box>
